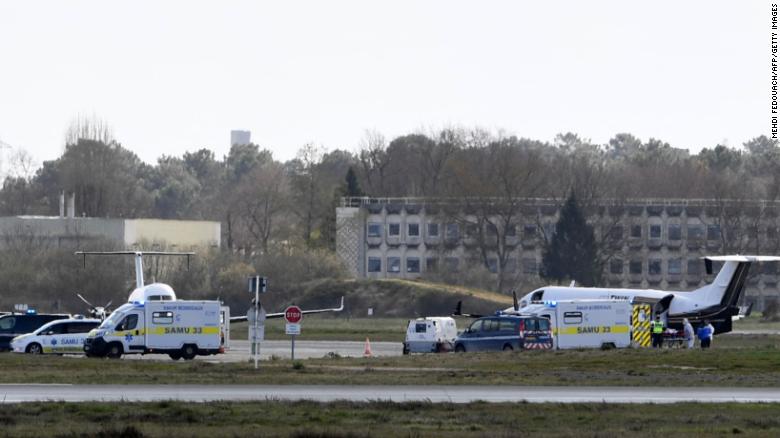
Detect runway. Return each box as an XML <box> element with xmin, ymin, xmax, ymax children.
<box><xmin>127</xmin><ymin>340</ymin><xmax>402</xmax><ymax>362</ymax></box>
<box><xmin>2</xmin><ymin>384</ymin><xmax>780</xmax><ymax>404</ymax></box>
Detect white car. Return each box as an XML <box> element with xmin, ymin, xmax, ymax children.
<box><xmin>11</xmin><ymin>318</ymin><xmax>101</xmax><ymax>354</ymax></box>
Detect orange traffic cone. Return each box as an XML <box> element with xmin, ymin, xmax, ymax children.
<box><xmin>363</xmin><ymin>337</ymin><xmax>373</xmax><ymax>357</ymax></box>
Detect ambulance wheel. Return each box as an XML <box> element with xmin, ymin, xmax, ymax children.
<box><xmin>402</xmin><ymin>346</ymin><xmax>409</xmax><ymax>355</ymax></box>
<box><xmin>181</xmin><ymin>344</ymin><xmax>197</xmax><ymax>360</ymax></box>
<box><xmin>502</xmin><ymin>344</ymin><xmax>513</xmax><ymax>351</ymax></box>
<box><xmin>169</xmin><ymin>352</ymin><xmax>182</xmax><ymax>360</ymax></box>
<box><xmin>454</xmin><ymin>344</ymin><xmax>466</xmax><ymax>353</ymax></box>
<box><xmin>106</xmin><ymin>343</ymin><xmax>123</xmax><ymax>359</ymax></box>
<box><xmin>26</xmin><ymin>343</ymin><xmax>42</xmax><ymax>354</ymax></box>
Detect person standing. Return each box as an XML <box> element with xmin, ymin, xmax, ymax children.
<box><xmin>697</xmin><ymin>321</ymin><xmax>712</xmax><ymax>349</ymax></box>
<box><xmin>683</xmin><ymin>318</ymin><xmax>695</xmax><ymax>349</ymax></box>
<box><xmin>705</xmin><ymin>320</ymin><xmax>715</xmax><ymax>348</ymax></box>
<box><xmin>651</xmin><ymin>314</ymin><xmax>665</xmax><ymax>348</ymax></box>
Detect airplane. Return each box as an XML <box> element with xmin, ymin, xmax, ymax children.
<box><xmin>456</xmin><ymin>255</ymin><xmax>779</xmax><ymax>335</ymax></box>
<box><xmin>75</xmin><ymin>251</ymin><xmax>344</xmax><ymax>322</ymax></box>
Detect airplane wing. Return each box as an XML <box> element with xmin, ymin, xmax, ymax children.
<box><xmin>704</xmin><ymin>255</ymin><xmax>780</xmax><ymax>262</ymax></box>
<box><xmin>230</xmin><ymin>296</ymin><xmax>344</xmax><ymax>322</ymax></box>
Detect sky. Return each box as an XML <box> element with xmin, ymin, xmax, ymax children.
<box><xmin>0</xmin><ymin>1</ymin><xmax>769</xmax><ymax>168</ymax></box>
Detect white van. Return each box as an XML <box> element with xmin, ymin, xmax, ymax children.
<box><xmin>11</xmin><ymin>318</ymin><xmax>101</xmax><ymax>354</ymax></box>
<box><xmin>84</xmin><ymin>300</ymin><xmax>229</xmax><ymax>360</ymax></box>
<box><xmin>403</xmin><ymin>317</ymin><xmax>458</xmax><ymax>354</ymax></box>
<box><xmin>525</xmin><ymin>300</ymin><xmax>632</xmax><ymax>349</ymax></box>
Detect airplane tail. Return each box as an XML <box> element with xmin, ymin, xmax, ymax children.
<box><xmin>690</xmin><ymin>256</ymin><xmax>779</xmax><ymax>309</ymax></box>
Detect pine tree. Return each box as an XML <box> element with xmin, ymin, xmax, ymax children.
<box><xmin>541</xmin><ymin>192</ymin><xmax>601</xmax><ymax>286</ymax></box>
<box><xmin>345</xmin><ymin>167</ymin><xmax>363</xmax><ymax>197</ymax></box>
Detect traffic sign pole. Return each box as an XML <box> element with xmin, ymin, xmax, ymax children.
<box><xmin>284</xmin><ymin>306</ymin><xmax>303</xmax><ymax>362</ymax></box>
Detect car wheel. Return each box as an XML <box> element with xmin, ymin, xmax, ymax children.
<box><xmin>26</xmin><ymin>343</ymin><xmax>42</xmax><ymax>354</ymax></box>
<box><xmin>181</xmin><ymin>344</ymin><xmax>197</xmax><ymax>360</ymax></box>
<box><xmin>454</xmin><ymin>344</ymin><xmax>466</xmax><ymax>353</ymax></box>
<box><xmin>106</xmin><ymin>343</ymin><xmax>123</xmax><ymax>359</ymax></box>
<box><xmin>503</xmin><ymin>344</ymin><xmax>513</xmax><ymax>351</ymax></box>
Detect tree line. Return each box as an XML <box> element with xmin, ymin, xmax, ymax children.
<box><xmin>0</xmin><ymin>124</ymin><xmax>776</xmax><ymax>308</ymax></box>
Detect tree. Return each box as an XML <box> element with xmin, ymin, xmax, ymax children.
<box><xmin>344</xmin><ymin>167</ymin><xmax>363</xmax><ymax>197</ymax></box>
<box><xmin>541</xmin><ymin>192</ymin><xmax>601</xmax><ymax>286</ymax></box>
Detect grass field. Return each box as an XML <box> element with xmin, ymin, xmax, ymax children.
<box><xmin>1</xmin><ymin>334</ymin><xmax>779</xmax><ymax>387</ymax></box>
<box><xmin>0</xmin><ymin>401</ymin><xmax>778</xmax><ymax>437</ymax></box>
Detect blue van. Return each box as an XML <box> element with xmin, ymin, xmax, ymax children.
<box><xmin>453</xmin><ymin>315</ymin><xmax>552</xmax><ymax>352</ymax></box>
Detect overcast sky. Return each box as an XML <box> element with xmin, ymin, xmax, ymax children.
<box><xmin>0</xmin><ymin>1</ymin><xmax>768</xmax><ymax>167</ymax></box>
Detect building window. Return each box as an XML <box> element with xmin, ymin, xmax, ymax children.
<box><xmin>649</xmin><ymin>224</ymin><xmax>662</xmax><ymax>239</ymax></box>
<box><xmin>445</xmin><ymin>257</ymin><xmax>460</xmax><ymax>272</ymax></box>
<box><xmin>368</xmin><ymin>257</ymin><xmax>382</xmax><ymax>273</ymax></box>
<box><xmin>388</xmin><ymin>223</ymin><xmax>400</xmax><ymax>237</ymax></box>
<box><xmin>687</xmin><ymin>225</ymin><xmax>704</xmax><ymax>239</ymax></box>
<box><xmin>687</xmin><ymin>259</ymin><xmax>700</xmax><ymax>275</ymax></box>
<box><xmin>408</xmin><ymin>223</ymin><xmax>420</xmax><ymax>237</ymax></box>
<box><xmin>648</xmin><ymin>259</ymin><xmax>662</xmax><ymax>275</ymax></box>
<box><xmin>486</xmin><ymin>223</ymin><xmax>498</xmax><ymax>237</ymax></box>
<box><xmin>629</xmin><ymin>260</ymin><xmax>643</xmax><ymax>274</ymax></box>
<box><xmin>707</xmin><ymin>224</ymin><xmax>721</xmax><ymax>240</ymax></box>
<box><xmin>446</xmin><ymin>223</ymin><xmax>459</xmax><ymax>240</ymax></box>
<box><xmin>427</xmin><ymin>223</ymin><xmax>439</xmax><ymax>237</ymax></box>
<box><xmin>387</xmin><ymin>257</ymin><xmax>401</xmax><ymax>273</ymax></box>
<box><xmin>630</xmin><ymin>225</ymin><xmax>642</xmax><ymax>238</ymax></box>
<box><xmin>505</xmin><ymin>258</ymin><xmax>517</xmax><ymax>273</ymax></box>
<box><xmin>487</xmin><ymin>258</ymin><xmax>498</xmax><ymax>273</ymax></box>
<box><xmin>610</xmin><ymin>259</ymin><xmax>624</xmax><ymax>274</ymax></box>
<box><xmin>668</xmin><ymin>224</ymin><xmax>681</xmax><ymax>241</ymax></box>
<box><xmin>523</xmin><ymin>224</ymin><xmax>537</xmax><ymax>239</ymax></box>
<box><xmin>466</xmin><ymin>223</ymin><xmax>479</xmax><ymax>238</ymax></box>
<box><xmin>522</xmin><ymin>258</ymin><xmax>537</xmax><ymax>275</ymax></box>
<box><xmin>406</xmin><ymin>257</ymin><xmax>420</xmax><ymax>273</ymax></box>
<box><xmin>426</xmin><ymin>258</ymin><xmax>438</xmax><ymax>272</ymax></box>
<box><xmin>367</xmin><ymin>223</ymin><xmax>382</xmax><ymax>238</ymax></box>
<box><xmin>668</xmin><ymin>258</ymin><xmax>682</xmax><ymax>275</ymax></box>
<box><xmin>608</xmin><ymin>226</ymin><xmax>623</xmax><ymax>241</ymax></box>
<box><xmin>506</xmin><ymin>224</ymin><xmax>517</xmax><ymax>237</ymax></box>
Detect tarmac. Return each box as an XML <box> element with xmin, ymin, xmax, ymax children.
<box><xmin>2</xmin><ymin>384</ymin><xmax>780</xmax><ymax>403</ymax></box>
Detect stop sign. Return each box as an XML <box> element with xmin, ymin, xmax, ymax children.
<box><xmin>284</xmin><ymin>305</ymin><xmax>302</xmax><ymax>324</ymax></box>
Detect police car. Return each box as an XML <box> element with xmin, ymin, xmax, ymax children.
<box><xmin>453</xmin><ymin>315</ymin><xmax>552</xmax><ymax>352</ymax></box>
<box><xmin>11</xmin><ymin>318</ymin><xmax>101</xmax><ymax>354</ymax></box>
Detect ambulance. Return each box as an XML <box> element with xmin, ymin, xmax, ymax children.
<box><xmin>84</xmin><ymin>300</ymin><xmax>229</xmax><ymax>360</ymax></box>
<box><xmin>525</xmin><ymin>300</ymin><xmax>632</xmax><ymax>349</ymax></box>
<box><xmin>10</xmin><ymin>318</ymin><xmax>101</xmax><ymax>354</ymax></box>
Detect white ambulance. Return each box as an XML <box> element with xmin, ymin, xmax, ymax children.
<box><xmin>403</xmin><ymin>316</ymin><xmax>458</xmax><ymax>354</ymax></box>
<box><xmin>525</xmin><ymin>300</ymin><xmax>632</xmax><ymax>349</ymax></box>
<box><xmin>84</xmin><ymin>300</ymin><xmax>229</xmax><ymax>360</ymax></box>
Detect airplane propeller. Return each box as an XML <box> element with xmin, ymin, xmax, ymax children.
<box><xmin>76</xmin><ymin>293</ymin><xmax>112</xmax><ymax>320</ymax></box>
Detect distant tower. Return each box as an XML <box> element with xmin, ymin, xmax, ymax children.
<box><xmin>231</xmin><ymin>130</ymin><xmax>251</xmax><ymax>146</ymax></box>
